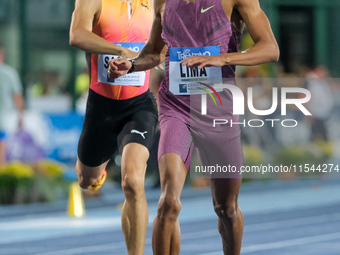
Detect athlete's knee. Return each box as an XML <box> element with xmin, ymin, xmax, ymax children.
<box><xmin>214</xmin><ymin>200</ymin><xmax>239</xmax><ymax>223</ymax></box>
<box><xmin>157</xmin><ymin>193</ymin><xmax>181</xmax><ymax>221</ymax></box>
<box><xmin>75</xmin><ymin>161</ymin><xmax>101</xmax><ymax>189</ymax></box>
<box><xmin>75</xmin><ymin>164</ymin><xmax>90</xmax><ymax>189</ymax></box>
<box><xmin>77</xmin><ymin>179</ymin><xmax>89</xmax><ymax>190</ymax></box>
<box><xmin>121</xmin><ymin>164</ymin><xmax>145</xmax><ymax>200</ymax></box>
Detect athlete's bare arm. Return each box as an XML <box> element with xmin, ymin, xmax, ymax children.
<box><xmin>69</xmin><ymin>0</ymin><xmax>137</xmax><ymax>58</ymax></box>
<box><xmin>182</xmin><ymin>0</ymin><xmax>279</xmax><ymax>68</ymax></box>
<box><xmin>108</xmin><ymin>0</ymin><xmax>167</xmax><ymax>79</ymax></box>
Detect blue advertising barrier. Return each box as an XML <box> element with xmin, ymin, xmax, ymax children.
<box><xmin>44</xmin><ymin>112</ymin><xmax>84</xmax><ymax>165</ymax></box>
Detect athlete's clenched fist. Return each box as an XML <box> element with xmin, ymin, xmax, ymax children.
<box><xmin>108</xmin><ymin>58</ymin><xmax>132</xmax><ymax>79</ymax></box>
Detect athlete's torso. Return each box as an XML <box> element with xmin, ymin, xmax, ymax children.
<box><xmin>161</xmin><ymin>0</ymin><xmax>242</xmax><ymax>89</ymax></box>
<box><xmin>159</xmin><ymin>0</ymin><xmax>243</xmax><ymax>128</ymax></box>
<box><xmin>90</xmin><ymin>0</ymin><xmax>153</xmax><ymax>100</ymax></box>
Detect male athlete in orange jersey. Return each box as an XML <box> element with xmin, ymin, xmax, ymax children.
<box><xmin>69</xmin><ymin>0</ymin><xmax>158</xmax><ymax>254</ymax></box>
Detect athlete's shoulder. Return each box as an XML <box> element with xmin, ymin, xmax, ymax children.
<box><xmin>153</xmin><ymin>0</ymin><xmax>166</xmax><ymax>14</ymax></box>
<box><xmin>74</xmin><ymin>0</ymin><xmax>102</xmax><ymax>17</ymax></box>
<box><xmin>232</xmin><ymin>0</ymin><xmax>260</xmax><ymax>9</ymax></box>
<box><xmin>151</xmin><ymin>0</ymin><xmax>166</xmax><ymax>17</ymax></box>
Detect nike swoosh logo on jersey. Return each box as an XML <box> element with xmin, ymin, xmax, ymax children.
<box><xmin>201</xmin><ymin>5</ymin><xmax>215</xmax><ymax>13</ymax></box>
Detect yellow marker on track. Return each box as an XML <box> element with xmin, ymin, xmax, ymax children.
<box><xmin>67</xmin><ymin>182</ymin><xmax>85</xmax><ymax>217</ymax></box>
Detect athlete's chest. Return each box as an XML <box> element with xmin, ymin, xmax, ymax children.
<box><xmin>163</xmin><ymin>0</ymin><xmax>229</xmax><ymax>22</ymax></box>
<box><xmin>162</xmin><ymin>0</ymin><xmax>232</xmax><ymax>36</ymax></box>
<box><xmin>94</xmin><ymin>0</ymin><xmax>153</xmax><ymax>41</ymax></box>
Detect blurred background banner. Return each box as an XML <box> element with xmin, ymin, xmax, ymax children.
<box><xmin>44</xmin><ymin>112</ymin><xmax>83</xmax><ymax>164</ymax></box>
<box><xmin>4</xmin><ymin>111</ymin><xmax>84</xmax><ymax>164</ymax></box>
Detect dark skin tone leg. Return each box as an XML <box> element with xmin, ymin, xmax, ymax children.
<box><xmin>211</xmin><ymin>178</ymin><xmax>244</xmax><ymax>254</ymax></box>
<box><xmin>152</xmin><ymin>153</ymin><xmax>188</xmax><ymax>255</ymax></box>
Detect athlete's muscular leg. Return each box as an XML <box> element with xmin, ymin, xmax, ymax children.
<box><xmin>211</xmin><ymin>178</ymin><xmax>243</xmax><ymax>255</ymax></box>
<box><xmin>75</xmin><ymin>158</ymin><xmax>108</xmax><ymax>189</ymax></box>
<box><xmin>152</xmin><ymin>153</ymin><xmax>187</xmax><ymax>255</ymax></box>
<box><xmin>121</xmin><ymin>143</ymin><xmax>150</xmax><ymax>255</ymax></box>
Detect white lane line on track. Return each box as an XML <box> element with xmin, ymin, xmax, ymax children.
<box><xmin>32</xmin><ymin>231</ymin><xmax>340</xmax><ymax>255</ymax></box>
<box><xmin>198</xmin><ymin>232</ymin><xmax>340</xmax><ymax>255</ymax></box>
<box><xmin>0</xmin><ymin>214</ymin><xmax>157</xmax><ymax>246</ymax></box>
<box><xmin>0</xmin><ymin>217</ymin><xmax>122</xmax><ymax>230</ymax></box>
<box><xmin>2</xmin><ymin>210</ymin><xmax>340</xmax><ymax>242</ymax></box>
<box><xmin>32</xmin><ymin>242</ymin><xmax>127</xmax><ymax>255</ymax></box>
<box><xmin>244</xmin><ymin>212</ymin><xmax>340</xmax><ymax>232</ymax></box>
<box><xmin>28</xmin><ymin>213</ymin><xmax>340</xmax><ymax>255</ymax></box>
<box><xmin>179</xmin><ymin>211</ymin><xmax>340</xmax><ymax>240</ymax></box>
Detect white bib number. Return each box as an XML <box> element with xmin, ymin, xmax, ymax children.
<box><xmin>169</xmin><ymin>46</ymin><xmax>223</xmax><ymax>95</ymax></box>
<box><xmin>98</xmin><ymin>42</ymin><xmax>146</xmax><ymax>86</ymax></box>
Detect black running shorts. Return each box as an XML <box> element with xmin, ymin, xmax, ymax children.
<box><xmin>78</xmin><ymin>89</ymin><xmax>158</xmax><ymax>167</ymax></box>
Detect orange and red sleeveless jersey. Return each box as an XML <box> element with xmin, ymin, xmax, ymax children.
<box><xmin>90</xmin><ymin>0</ymin><xmax>153</xmax><ymax>100</ymax></box>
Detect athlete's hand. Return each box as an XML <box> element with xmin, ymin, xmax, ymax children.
<box><xmin>108</xmin><ymin>58</ymin><xmax>132</xmax><ymax>79</ymax></box>
<box><xmin>181</xmin><ymin>55</ymin><xmax>226</xmax><ymax>69</ymax></box>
